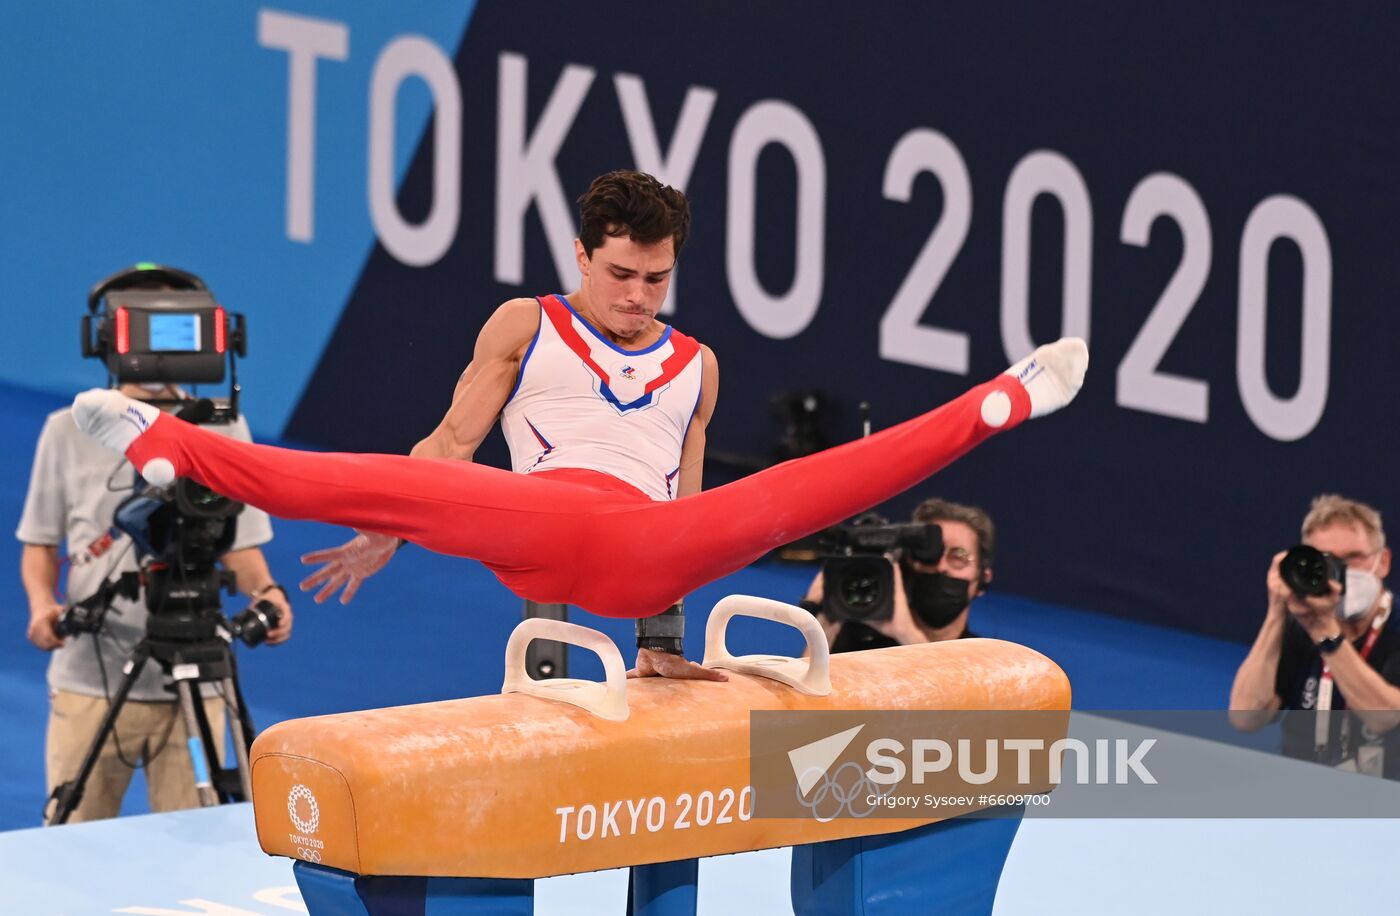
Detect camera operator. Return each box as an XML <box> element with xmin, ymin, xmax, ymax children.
<box><xmin>18</xmin><ymin>381</ymin><xmax>292</xmax><ymax>824</ymax></box>
<box><xmin>1230</xmin><ymin>494</ymin><xmax>1400</xmax><ymax>777</ymax></box>
<box><xmin>802</xmin><ymin>498</ymin><xmax>994</xmax><ymax>652</ymax></box>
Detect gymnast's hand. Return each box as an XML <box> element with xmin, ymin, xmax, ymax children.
<box><xmin>299</xmin><ymin>531</ymin><xmax>398</xmax><ymax>604</ymax></box>
<box><xmin>629</xmin><ymin>647</ymin><xmax>729</xmax><ymax>682</ymax></box>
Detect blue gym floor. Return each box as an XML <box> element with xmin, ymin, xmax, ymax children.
<box><xmin>0</xmin><ymin>381</ymin><xmax>1246</xmax><ymax>832</ymax></box>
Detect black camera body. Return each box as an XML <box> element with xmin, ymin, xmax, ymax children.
<box><xmin>60</xmin><ymin>264</ymin><xmax>275</xmax><ymax>649</ymax></box>
<box><xmin>58</xmin><ymin>476</ymin><xmax>281</xmax><ymax>648</ymax></box>
<box><xmin>83</xmin><ymin>289</ymin><xmax>235</xmax><ymax>384</ymax></box>
<box><xmin>118</xmin><ymin>476</ymin><xmax>241</xmax><ymax>567</ymax></box>
<box><xmin>82</xmin><ymin>263</ymin><xmax>246</xmax><ymax>421</ymax></box>
<box><xmin>819</xmin><ymin>514</ymin><xmax>943</xmax><ymax>622</ymax></box>
<box><xmin>123</xmin><ymin>477</ymin><xmax>264</xmax><ymax>644</ymax></box>
<box><xmin>82</xmin><ymin>264</ymin><xmax>246</xmax><ymax>384</ymax></box>
<box><xmin>1279</xmin><ymin>544</ymin><xmax>1348</xmax><ymax>600</ymax></box>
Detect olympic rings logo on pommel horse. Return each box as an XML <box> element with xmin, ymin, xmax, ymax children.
<box><xmin>796</xmin><ymin>761</ymin><xmax>896</xmax><ymax>822</ymax></box>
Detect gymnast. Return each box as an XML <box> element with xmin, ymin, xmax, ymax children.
<box><xmin>71</xmin><ymin>170</ymin><xmax>1087</xmax><ymax>668</ymax></box>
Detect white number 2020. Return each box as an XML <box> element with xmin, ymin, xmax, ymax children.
<box><xmin>875</xmin><ymin>141</ymin><xmax>1331</xmax><ymax>442</ymax></box>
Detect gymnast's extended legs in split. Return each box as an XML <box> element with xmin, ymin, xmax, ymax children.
<box><xmin>70</xmin><ymin>338</ymin><xmax>1087</xmax><ymax>619</ymax></box>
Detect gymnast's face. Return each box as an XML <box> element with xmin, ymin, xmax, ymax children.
<box><xmin>575</xmin><ymin>233</ymin><xmax>676</xmax><ymax>342</ymax></box>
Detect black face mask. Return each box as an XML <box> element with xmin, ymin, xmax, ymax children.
<box><xmin>904</xmin><ymin>569</ymin><xmax>971</xmax><ymax>629</ymax></box>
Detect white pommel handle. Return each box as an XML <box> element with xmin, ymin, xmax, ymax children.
<box><xmin>501</xmin><ymin>619</ymin><xmax>630</xmax><ymax>721</ymax></box>
<box><xmin>702</xmin><ymin>595</ymin><xmax>832</xmax><ymax>696</ymax></box>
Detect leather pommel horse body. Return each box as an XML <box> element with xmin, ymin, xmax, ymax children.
<box><xmin>250</xmin><ymin>596</ymin><xmax>1071</xmax><ymax>915</ymax></box>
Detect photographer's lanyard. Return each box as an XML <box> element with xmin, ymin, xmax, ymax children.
<box><xmin>1316</xmin><ymin>592</ymin><xmax>1392</xmax><ymax>749</ymax></box>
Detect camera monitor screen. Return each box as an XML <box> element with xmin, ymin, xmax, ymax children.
<box><xmin>90</xmin><ymin>289</ymin><xmax>228</xmax><ymax>383</ymax></box>
<box><xmin>148</xmin><ymin>313</ymin><xmax>202</xmax><ymax>352</ymax></box>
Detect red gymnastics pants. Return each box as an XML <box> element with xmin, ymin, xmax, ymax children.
<box><xmin>125</xmin><ymin>376</ymin><xmax>1031</xmax><ymax>618</ymax></box>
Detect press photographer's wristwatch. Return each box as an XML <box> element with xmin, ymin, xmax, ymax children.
<box><xmin>636</xmin><ymin>601</ymin><xmax>685</xmax><ymax>655</ymax></box>
<box><xmin>1315</xmin><ymin>631</ymin><xmax>1345</xmax><ymax>655</ymax></box>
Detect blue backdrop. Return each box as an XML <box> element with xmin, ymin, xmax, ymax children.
<box><xmin>4</xmin><ymin>2</ymin><xmax>1396</xmax><ymax>642</ymax></box>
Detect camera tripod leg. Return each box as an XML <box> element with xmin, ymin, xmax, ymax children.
<box><xmin>173</xmin><ymin>678</ymin><xmax>220</xmax><ymax>808</ymax></box>
<box><xmin>221</xmin><ymin>676</ymin><xmax>254</xmax><ymax>801</ymax></box>
<box><xmin>46</xmin><ymin>644</ymin><xmax>152</xmax><ymax>825</ymax></box>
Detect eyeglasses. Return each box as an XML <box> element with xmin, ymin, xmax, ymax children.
<box><xmin>907</xmin><ymin>548</ymin><xmax>978</xmax><ymax>573</ymax></box>
<box><xmin>1336</xmin><ymin>549</ymin><xmax>1381</xmax><ymax>568</ymax></box>
<box><xmin>942</xmin><ymin>547</ymin><xmax>975</xmax><ymax>571</ymax></box>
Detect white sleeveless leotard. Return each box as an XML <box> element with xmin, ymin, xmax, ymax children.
<box><xmin>500</xmin><ymin>295</ymin><xmax>704</xmax><ymax>501</ymax></box>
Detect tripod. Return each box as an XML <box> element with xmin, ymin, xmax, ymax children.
<box><xmin>45</xmin><ymin>608</ymin><xmax>258</xmax><ymax>826</ymax></box>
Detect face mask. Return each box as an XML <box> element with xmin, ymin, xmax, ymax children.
<box><xmin>138</xmin><ymin>383</ymin><xmax>172</xmax><ymax>395</ymax></box>
<box><xmin>1341</xmin><ymin>554</ymin><xmax>1383</xmax><ymax>621</ymax></box>
<box><xmin>904</xmin><ymin>569</ymin><xmax>971</xmax><ymax>629</ymax></box>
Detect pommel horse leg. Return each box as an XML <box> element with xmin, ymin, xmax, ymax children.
<box><xmin>290</xmin><ymin>859</ymin><xmax>704</xmax><ymax>915</ymax></box>
<box><xmin>629</xmin><ymin>858</ymin><xmax>699</xmax><ymax>915</ymax></box>
<box><xmin>293</xmin><ymin>862</ymin><xmax>534</xmax><ymax>914</ymax></box>
<box><xmin>791</xmin><ymin>806</ymin><xmax>1026</xmax><ymax>916</ymax></box>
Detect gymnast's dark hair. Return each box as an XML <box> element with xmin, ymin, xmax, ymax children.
<box><xmin>576</xmin><ymin>170</ymin><xmax>691</xmax><ymax>259</ymax></box>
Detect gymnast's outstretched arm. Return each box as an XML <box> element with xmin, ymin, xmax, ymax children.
<box><xmin>298</xmin><ymin>299</ymin><xmax>540</xmax><ymax>604</ymax></box>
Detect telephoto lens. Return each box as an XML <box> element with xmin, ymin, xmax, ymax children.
<box><xmin>1278</xmin><ymin>544</ymin><xmax>1346</xmax><ymax>598</ymax></box>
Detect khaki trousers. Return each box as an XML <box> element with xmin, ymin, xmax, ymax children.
<box><xmin>45</xmin><ymin>688</ymin><xmax>226</xmax><ymax>824</ymax></box>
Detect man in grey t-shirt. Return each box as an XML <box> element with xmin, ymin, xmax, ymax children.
<box><xmin>18</xmin><ymin>383</ymin><xmax>293</xmax><ymax>824</ymax></box>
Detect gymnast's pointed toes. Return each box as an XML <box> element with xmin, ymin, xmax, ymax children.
<box><xmin>72</xmin><ymin>386</ymin><xmax>167</xmax><ymax>463</ymax></box>
<box><xmin>1003</xmin><ymin>337</ymin><xmax>1089</xmax><ymax>419</ymax></box>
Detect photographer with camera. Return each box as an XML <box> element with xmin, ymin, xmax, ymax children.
<box><xmin>801</xmin><ymin>498</ymin><xmax>995</xmax><ymax>653</ymax></box>
<box><xmin>16</xmin><ymin>265</ymin><xmax>293</xmax><ymax>824</ymax></box>
<box><xmin>1230</xmin><ymin>494</ymin><xmax>1400</xmax><ymax>777</ymax></box>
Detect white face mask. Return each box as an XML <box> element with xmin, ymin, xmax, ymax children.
<box><xmin>1341</xmin><ymin>553</ymin><xmax>1384</xmax><ymax>621</ymax></box>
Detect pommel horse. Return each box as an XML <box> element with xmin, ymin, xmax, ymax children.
<box><xmin>249</xmin><ymin>596</ymin><xmax>1071</xmax><ymax>914</ymax></box>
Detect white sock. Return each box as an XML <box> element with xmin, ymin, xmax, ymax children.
<box><xmin>71</xmin><ymin>389</ymin><xmax>175</xmax><ymax>485</ymax></box>
<box><xmin>1000</xmin><ymin>337</ymin><xmax>1089</xmax><ymax>420</ymax></box>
